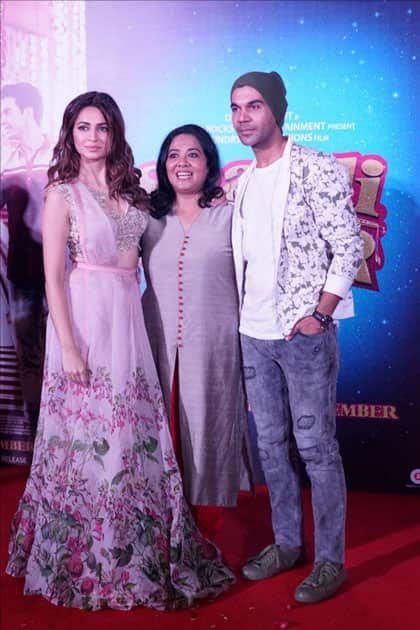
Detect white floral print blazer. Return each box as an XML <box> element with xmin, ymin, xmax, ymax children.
<box><xmin>232</xmin><ymin>142</ymin><xmax>364</xmax><ymax>338</ymax></box>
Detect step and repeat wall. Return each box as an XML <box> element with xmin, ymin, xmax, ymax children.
<box><xmin>1</xmin><ymin>0</ymin><xmax>419</xmax><ymax>493</ymax></box>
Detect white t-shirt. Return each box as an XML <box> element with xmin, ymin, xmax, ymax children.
<box><xmin>240</xmin><ymin>155</ymin><xmax>290</xmax><ymax>339</ymax></box>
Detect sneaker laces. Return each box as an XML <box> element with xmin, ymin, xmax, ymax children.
<box><xmin>301</xmin><ymin>561</ymin><xmax>340</xmax><ymax>587</ymax></box>
<box><xmin>255</xmin><ymin>545</ymin><xmax>278</xmax><ymax>566</ymax></box>
<box><xmin>252</xmin><ymin>545</ymin><xmax>278</xmax><ymax>567</ymax></box>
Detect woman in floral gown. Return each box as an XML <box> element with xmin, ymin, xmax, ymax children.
<box><xmin>6</xmin><ymin>91</ymin><xmax>234</xmax><ymax>611</ymax></box>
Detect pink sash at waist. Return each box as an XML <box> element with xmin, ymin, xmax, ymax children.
<box><xmin>73</xmin><ymin>262</ymin><xmax>137</xmax><ymax>275</ymax></box>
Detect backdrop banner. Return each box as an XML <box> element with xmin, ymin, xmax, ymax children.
<box><xmin>1</xmin><ymin>1</ymin><xmax>419</xmax><ymax>493</ymax></box>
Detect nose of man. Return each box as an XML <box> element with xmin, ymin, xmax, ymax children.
<box><xmin>237</xmin><ymin>108</ymin><xmax>251</xmax><ymax>123</ymax></box>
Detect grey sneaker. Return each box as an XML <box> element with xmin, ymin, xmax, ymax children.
<box><xmin>294</xmin><ymin>561</ymin><xmax>347</xmax><ymax>603</ymax></box>
<box><xmin>241</xmin><ymin>544</ymin><xmax>306</xmax><ymax>581</ymax></box>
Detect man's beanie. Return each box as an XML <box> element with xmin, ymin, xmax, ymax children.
<box><xmin>231</xmin><ymin>71</ymin><xmax>288</xmax><ymax>128</ymax></box>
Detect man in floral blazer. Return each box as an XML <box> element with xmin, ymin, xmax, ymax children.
<box><xmin>230</xmin><ymin>71</ymin><xmax>363</xmax><ymax>604</ymax></box>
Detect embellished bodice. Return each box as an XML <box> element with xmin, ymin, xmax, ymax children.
<box><xmin>54</xmin><ymin>181</ymin><xmax>148</xmax><ymax>267</ymax></box>
<box><xmin>84</xmin><ymin>187</ymin><xmax>147</xmax><ymax>252</ymax></box>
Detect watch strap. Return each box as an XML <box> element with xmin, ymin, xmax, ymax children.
<box><xmin>312</xmin><ymin>310</ymin><xmax>333</xmax><ymax>329</ymax></box>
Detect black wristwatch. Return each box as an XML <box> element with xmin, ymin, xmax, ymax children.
<box><xmin>311</xmin><ymin>310</ymin><xmax>333</xmax><ymax>329</ymax></box>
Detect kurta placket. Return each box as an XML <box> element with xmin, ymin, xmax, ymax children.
<box><xmin>177</xmin><ymin>235</ymin><xmax>190</xmax><ymax>349</ymax></box>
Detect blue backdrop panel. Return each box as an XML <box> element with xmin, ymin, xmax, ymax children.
<box><xmin>84</xmin><ymin>0</ymin><xmax>420</xmax><ymax>493</ymax></box>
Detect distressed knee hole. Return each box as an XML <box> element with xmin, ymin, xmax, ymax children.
<box><xmin>297</xmin><ymin>414</ymin><xmax>315</xmax><ymax>430</ymax></box>
<box><xmin>300</xmin><ymin>445</ymin><xmax>321</xmax><ymax>462</ymax></box>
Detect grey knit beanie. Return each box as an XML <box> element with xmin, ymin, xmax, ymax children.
<box><xmin>231</xmin><ymin>71</ymin><xmax>288</xmax><ymax>127</ymax></box>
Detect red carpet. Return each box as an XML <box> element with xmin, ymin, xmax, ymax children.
<box><xmin>1</xmin><ymin>465</ymin><xmax>419</xmax><ymax>629</ymax></box>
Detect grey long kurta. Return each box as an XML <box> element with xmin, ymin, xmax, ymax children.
<box><xmin>141</xmin><ymin>203</ymin><xmax>252</xmax><ymax>506</ymax></box>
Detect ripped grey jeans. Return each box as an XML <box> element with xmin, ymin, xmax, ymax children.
<box><xmin>240</xmin><ymin>328</ymin><xmax>346</xmax><ymax>565</ymax></box>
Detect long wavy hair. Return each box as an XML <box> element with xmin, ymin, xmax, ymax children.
<box><xmin>47</xmin><ymin>91</ymin><xmax>150</xmax><ymax>210</ymax></box>
<box><xmin>150</xmin><ymin>124</ymin><xmax>224</xmax><ymax>219</ymax></box>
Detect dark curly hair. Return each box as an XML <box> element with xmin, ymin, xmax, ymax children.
<box><xmin>47</xmin><ymin>91</ymin><xmax>150</xmax><ymax>210</ymax></box>
<box><xmin>150</xmin><ymin>124</ymin><xmax>224</xmax><ymax>219</ymax></box>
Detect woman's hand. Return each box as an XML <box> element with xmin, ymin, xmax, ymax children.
<box><xmin>62</xmin><ymin>346</ymin><xmax>90</xmax><ymax>386</ymax></box>
<box><xmin>210</xmin><ymin>191</ymin><xmax>227</xmax><ymax>207</ymax></box>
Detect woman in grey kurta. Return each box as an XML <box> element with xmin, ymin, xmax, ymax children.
<box><xmin>142</xmin><ymin>125</ymin><xmax>252</xmax><ymax>522</ymax></box>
